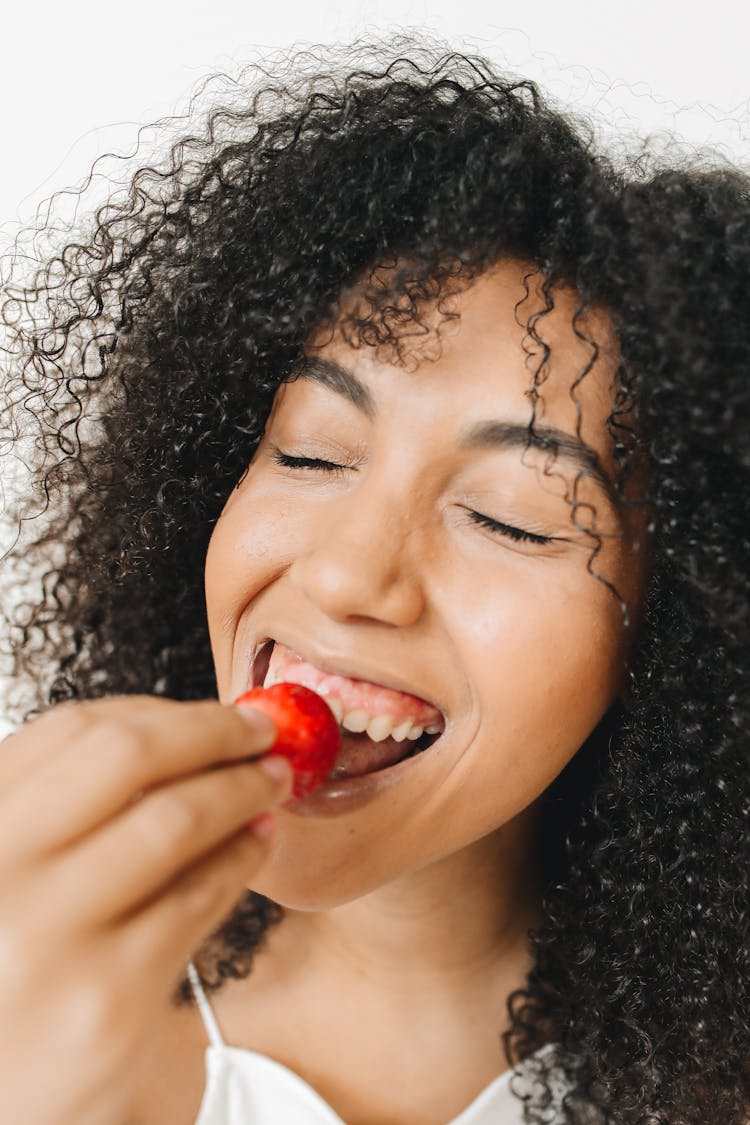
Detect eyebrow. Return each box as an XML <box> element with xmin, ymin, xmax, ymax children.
<box><xmin>291</xmin><ymin>355</ymin><xmax>620</xmax><ymax>512</ymax></box>
<box><xmin>293</xmin><ymin>355</ymin><xmax>378</xmax><ymax>419</ymax></box>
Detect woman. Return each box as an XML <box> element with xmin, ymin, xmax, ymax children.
<box><xmin>0</xmin><ymin>41</ymin><xmax>747</xmax><ymax>1124</ymax></box>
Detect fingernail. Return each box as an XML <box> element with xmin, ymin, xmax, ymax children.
<box><xmin>259</xmin><ymin>754</ymin><xmax>294</xmax><ymax>788</ymax></box>
<box><xmin>247</xmin><ymin>812</ymin><xmax>276</xmax><ymax>839</ymax></box>
<box><xmin>235</xmin><ymin>706</ymin><xmax>277</xmax><ymax>748</ymax></box>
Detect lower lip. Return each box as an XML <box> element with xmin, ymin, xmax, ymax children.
<box><xmin>281</xmin><ymin>736</ymin><xmax>443</xmax><ymax>818</ymax></box>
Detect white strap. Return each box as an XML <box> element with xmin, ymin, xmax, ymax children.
<box><xmin>186</xmin><ymin>960</ymin><xmax>226</xmax><ymax>1047</ymax></box>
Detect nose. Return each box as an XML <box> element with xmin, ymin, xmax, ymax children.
<box><xmin>288</xmin><ymin>484</ymin><xmax>427</xmax><ymax>627</ymax></box>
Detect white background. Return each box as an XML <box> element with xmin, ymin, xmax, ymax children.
<box><xmin>1</xmin><ymin>0</ymin><xmax>748</xmax><ymax>238</ymax></box>
<box><xmin>1</xmin><ymin>0</ymin><xmax>748</xmax><ymax>732</ymax></box>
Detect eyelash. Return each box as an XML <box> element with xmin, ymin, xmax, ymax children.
<box><xmin>467</xmin><ymin>509</ymin><xmax>553</xmax><ymax>545</ymax></box>
<box><xmin>270</xmin><ymin>448</ymin><xmax>555</xmax><ymax>546</ymax></box>
<box><xmin>272</xmin><ymin>450</ymin><xmax>351</xmax><ymax>477</ymax></box>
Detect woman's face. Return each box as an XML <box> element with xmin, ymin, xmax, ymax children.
<box><xmin>204</xmin><ymin>260</ymin><xmax>650</xmax><ymax>909</ymax></box>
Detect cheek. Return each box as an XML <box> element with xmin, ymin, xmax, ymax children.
<box><xmin>205</xmin><ymin>487</ymin><xmax>298</xmax><ymax>608</ymax></box>
<box><xmin>433</xmin><ymin>574</ymin><xmax>626</xmax><ymax>845</ymax></box>
<box><xmin>457</xmin><ymin>560</ymin><xmax>626</xmax><ymax>759</ymax></box>
<box><xmin>204</xmin><ymin>483</ymin><xmax>317</xmax><ymax>687</ymax></box>
<box><xmin>204</xmin><ymin>504</ymin><xmax>279</xmax><ymax>650</ymax></box>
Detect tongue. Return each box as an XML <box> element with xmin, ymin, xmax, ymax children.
<box><xmin>266</xmin><ymin>642</ymin><xmax>442</xmax><ymax>779</ymax></box>
<box><xmin>331</xmin><ymin>730</ymin><xmax>416</xmax><ymax>779</ymax></box>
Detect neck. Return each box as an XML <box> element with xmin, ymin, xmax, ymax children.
<box><xmin>273</xmin><ymin>801</ymin><xmax>546</xmax><ymax>1007</ymax></box>
<box><xmin>189</xmin><ymin>804</ymin><xmax>552</xmax><ymax>1125</ymax></box>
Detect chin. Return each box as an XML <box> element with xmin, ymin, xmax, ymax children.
<box><xmin>246</xmin><ymin>872</ymin><xmax>386</xmax><ymax>911</ymax></box>
<box><xmin>246</xmin><ymin>850</ymin><xmax>413</xmax><ymax>911</ymax></box>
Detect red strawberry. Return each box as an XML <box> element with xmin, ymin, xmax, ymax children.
<box><xmin>234</xmin><ymin>683</ymin><xmax>341</xmax><ymax>799</ymax></box>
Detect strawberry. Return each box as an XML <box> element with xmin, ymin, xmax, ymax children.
<box><xmin>234</xmin><ymin>683</ymin><xmax>341</xmax><ymax>799</ymax></box>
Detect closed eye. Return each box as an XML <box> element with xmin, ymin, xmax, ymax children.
<box><xmin>466</xmin><ymin>509</ymin><xmax>555</xmax><ymax>545</ymax></box>
<box><xmin>271</xmin><ymin>447</ymin><xmax>557</xmax><ymax>546</ymax></box>
<box><xmin>271</xmin><ymin>448</ymin><xmax>352</xmax><ymax>478</ymax></box>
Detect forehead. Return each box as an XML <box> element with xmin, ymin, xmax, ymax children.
<box><xmin>308</xmin><ymin>258</ymin><xmax>626</xmax><ymax>472</ymax></box>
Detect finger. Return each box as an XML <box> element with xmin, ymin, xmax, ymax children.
<box><xmin>0</xmin><ymin>699</ymin><xmax>97</xmax><ymax>795</ymax></box>
<box><xmin>0</xmin><ymin>698</ymin><xmax>278</xmax><ymax>868</ymax></box>
<box><xmin>118</xmin><ymin>819</ymin><xmax>279</xmax><ymax>994</ymax></box>
<box><xmin>39</xmin><ymin>757</ymin><xmax>291</xmax><ymax>926</ymax></box>
<box><xmin>0</xmin><ymin>696</ymin><xmax>276</xmax><ymax>797</ymax></box>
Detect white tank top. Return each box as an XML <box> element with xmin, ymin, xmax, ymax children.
<box><xmin>186</xmin><ymin>961</ymin><xmax>569</xmax><ymax>1124</ymax></box>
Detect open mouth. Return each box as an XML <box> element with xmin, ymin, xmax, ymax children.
<box><xmin>250</xmin><ymin>638</ymin><xmax>445</xmax><ymax>780</ymax></box>
<box><xmin>251</xmin><ymin>639</ymin><xmax>275</xmax><ymax>690</ymax></box>
<box><xmin>328</xmin><ymin>725</ymin><xmax>442</xmax><ymax>779</ymax></box>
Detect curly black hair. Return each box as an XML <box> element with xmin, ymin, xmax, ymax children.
<box><xmin>1</xmin><ymin>38</ymin><xmax>748</xmax><ymax>1125</ymax></box>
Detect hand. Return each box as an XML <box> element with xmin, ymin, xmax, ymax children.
<box><xmin>0</xmin><ymin>695</ymin><xmax>293</xmax><ymax>1125</ymax></box>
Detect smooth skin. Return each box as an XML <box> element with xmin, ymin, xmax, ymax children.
<box><xmin>0</xmin><ymin>695</ymin><xmax>293</xmax><ymax>1125</ymax></box>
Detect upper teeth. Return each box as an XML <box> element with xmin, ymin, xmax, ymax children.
<box><xmin>263</xmin><ymin>666</ymin><xmax>441</xmax><ymax>743</ymax></box>
<box><xmin>342</xmin><ymin>710</ymin><xmax>428</xmax><ymax>742</ymax></box>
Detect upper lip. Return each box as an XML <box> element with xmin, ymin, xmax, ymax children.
<box><xmin>250</xmin><ymin>633</ymin><xmax>447</xmax><ymax>723</ymax></box>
